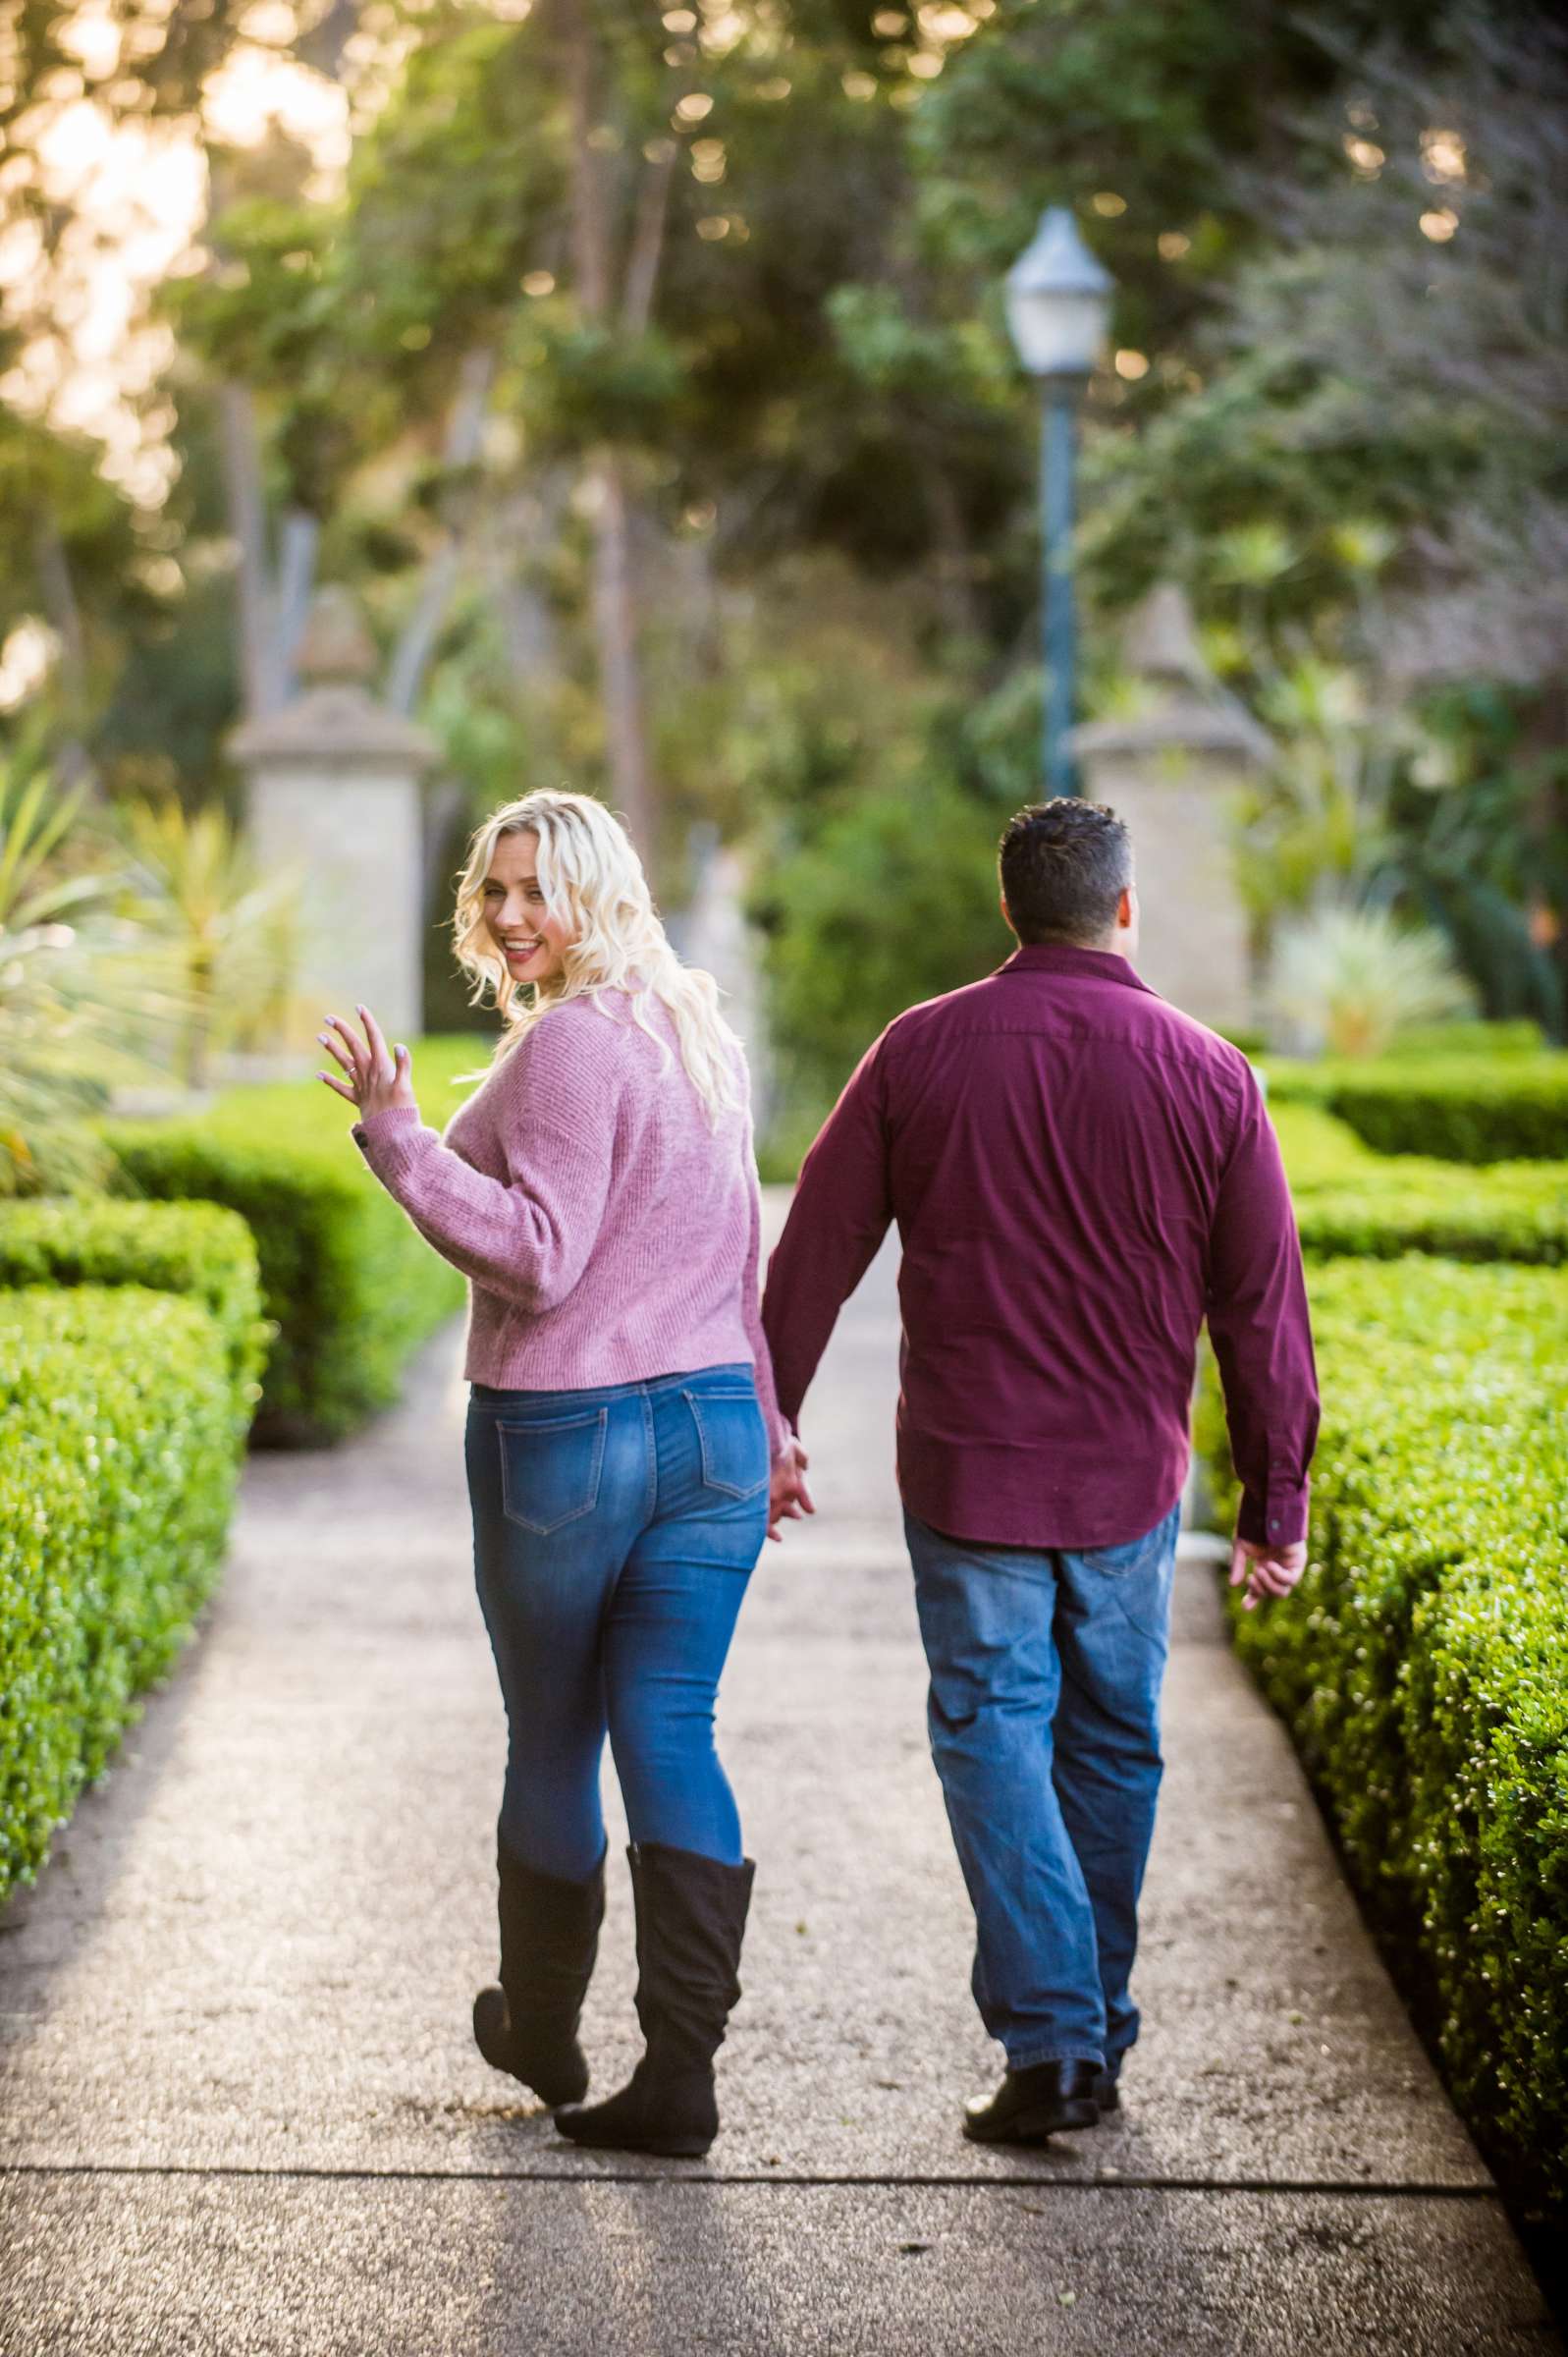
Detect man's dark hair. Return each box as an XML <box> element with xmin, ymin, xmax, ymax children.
<box><xmin>998</xmin><ymin>799</ymin><xmax>1133</xmax><ymax>946</ymax></box>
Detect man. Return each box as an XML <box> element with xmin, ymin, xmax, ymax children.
<box><xmin>762</xmin><ymin>797</ymin><xmax>1318</xmax><ymax>2145</ymax></box>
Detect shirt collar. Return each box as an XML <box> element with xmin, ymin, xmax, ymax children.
<box><xmin>997</xmin><ymin>941</ymin><xmax>1158</xmax><ymax>995</ymax></box>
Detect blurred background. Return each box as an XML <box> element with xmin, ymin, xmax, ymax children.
<box><xmin>2</xmin><ymin>0</ymin><xmax>1566</xmax><ymax>1173</ymax></box>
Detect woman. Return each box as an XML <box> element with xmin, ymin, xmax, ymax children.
<box><xmin>317</xmin><ymin>790</ymin><xmax>805</xmax><ymax>2158</ymax></box>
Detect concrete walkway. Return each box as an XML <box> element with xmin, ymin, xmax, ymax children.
<box><xmin>0</xmin><ymin>1205</ymin><xmax>1556</xmax><ymax>2355</ymax></box>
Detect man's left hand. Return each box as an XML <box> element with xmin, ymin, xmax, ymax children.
<box><xmin>1228</xmin><ymin>1533</ymin><xmax>1308</xmax><ymax>1613</ymax></box>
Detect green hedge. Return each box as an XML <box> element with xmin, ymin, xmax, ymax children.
<box><xmin>102</xmin><ymin>1124</ymin><xmax>463</xmax><ymax>1444</ymax></box>
<box><xmin>1267</xmin><ymin>1106</ymin><xmax>1568</xmax><ymax>1265</ymax></box>
<box><xmin>1</xmin><ymin>1285</ymin><xmax>243</xmax><ymax>1900</ymax></box>
<box><xmin>0</xmin><ymin>1197</ymin><xmax>269</xmax><ymax>1416</ymax></box>
<box><xmin>1265</xmin><ymin>1053</ymin><xmax>1568</xmax><ymax>1163</ymax></box>
<box><xmin>1199</xmin><ymin>1258</ymin><xmax>1568</xmax><ymax>2217</ymax></box>
<box><xmin>99</xmin><ymin>1037</ymin><xmax>481</xmax><ymax>1444</ymax></box>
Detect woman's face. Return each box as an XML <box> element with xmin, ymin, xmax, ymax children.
<box><xmin>481</xmin><ymin>830</ymin><xmax>575</xmax><ymax>988</ymax></box>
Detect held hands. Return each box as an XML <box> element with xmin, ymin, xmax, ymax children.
<box><xmin>317</xmin><ymin>1005</ymin><xmax>418</xmax><ymax>1122</ymax></box>
<box><xmin>1228</xmin><ymin>1532</ymin><xmax>1309</xmax><ymax>1613</ymax></box>
<box><xmin>767</xmin><ymin>1436</ymin><xmax>814</xmax><ymax>1545</ymax></box>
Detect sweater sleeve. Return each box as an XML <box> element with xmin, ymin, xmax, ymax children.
<box><xmin>351</xmin><ymin>1016</ymin><xmax>618</xmax><ymax>1315</ymax></box>
<box><xmin>737</xmin><ymin>1117</ymin><xmax>791</xmax><ymax>1460</ymax></box>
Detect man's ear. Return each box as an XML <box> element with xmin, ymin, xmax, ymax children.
<box><xmin>1117</xmin><ymin>885</ymin><xmax>1135</xmax><ymax>929</ymax></box>
<box><xmin>1000</xmin><ymin>890</ymin><xmax>1017</xmax><ymax>938</ymax></box>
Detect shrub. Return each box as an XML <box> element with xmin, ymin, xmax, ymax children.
<box><xmin>1388</xmin><ymin>1020</ymin><xmax>1547</xmax><ymax>1061</ymax></box>
<box><xmin>1318</xmin><ymin>1060</ymin><xmax>1568</xmax><ymax>1163</ymax></box>
<box><xmin>103</xmin><ymin>1124</ymin><xmax>463</xmax><ymax>1444</ymax></box>
<box><xmin>1265</xmin><ymin>1052</ymin><xmax>1568</xmax><ymax>1162</ymax></box>
<box><xmin>1199</xmin><ymin>1258</ymin><xmax>1568</xmax><ymax>2217</ymax></box>
<box><xmin>1293</xmin><ymin>1167</ymin><xmax>1568</xmax><ymax>1266</ymax></box>
<box><xmin>1268</xmin><ymin>1104</ymin><xmax>1568</xmax><ymax>1263</ymax></box>
<box><xmin>1266</xmin><ymin>904</ymin><xmax>1475</xmax><ymax>1059</ymax></box>
<box><xmin>0</xmin><ymin>1197</ymin><xmax>269</xmax><ymax>1415</ymax></box>
<box><xmin>0</xmin><ymin>1286</ymin><xmax>243</xmax><ymax>1900</ymax></box>
<box><xmin>99</xmin><ymin>1036</ymin><xmax>481</xmax><ymax>1443</ymax></box>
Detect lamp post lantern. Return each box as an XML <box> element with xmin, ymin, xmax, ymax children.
<box><xmin>1005</xmin><ymin>207</ymin><xmax>1113</xmax><ymax>797</ymax></box>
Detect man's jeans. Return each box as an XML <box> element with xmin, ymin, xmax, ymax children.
<box><xmin>905</xmin><ymin>1502</ymin><xmax>1182</xmax><ymax>2072</ymax></box>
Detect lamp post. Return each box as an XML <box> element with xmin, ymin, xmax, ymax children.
<box><xmin>1005</xmin><ymin>208</ymin><xmax>1113</xmax><ymax>797</ymax></box>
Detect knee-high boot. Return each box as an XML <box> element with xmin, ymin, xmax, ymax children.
<box><xmin>554</xmin><ymin>1841</ymin><xmax>753</xmax><ymax>2158</ymax></box>
<box><xmin>472</xmin><ymin>1838</ymin><xmax>606</xmax><ymax>2107</ymax></box>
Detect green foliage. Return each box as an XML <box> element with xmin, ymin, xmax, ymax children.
<box><xmin>113</xmin><ymin>796</ymin><xmax>298</xmax><ymax>1089</ymax></box>
<box><xmin>1267</xmin><ymin>904</ymin><xmax>1476</xmax><ymax>1059</ymax></box>
<box><xmin>1299</xmin><ymin>1166</ymin><xmax>1568</xmax><ymax>1266</ymax></box>
<box><xmin>1270</xmin><ymin>1100</ymin><xmax>1568</xmax><ymax>1261</ymax></box>
<box><xmin>1376</xmin><ymin>1019</ymin><xmax>1546</xmax><ymax>1061</ymax></box>
<box><xmin>0</xmin><ymin>1285</ymin><xmax>243</xmax><ymax>1901</ymax></box>
<box><xmin>1267</xmin><ymin>1054</ymin><xmax>1568</xmax><ymax>1163</ymax></box>
<box><xmin>102</xmin><ymin>1124</ymin><xmax>464</xmax><ymax>1446</ymax></box>
<box><xmin>0</xmin><ymin>1197</ymin><xmax>268</xmax><ymax>1416</ymax></box>
<box><xmin>99</xmin><ymin>1038</ymin><xmax>482</xmax><ymax>1444</ymax></box>
<box><xmin>755</xmin><ymin>774</ymin><xmax>1011</xmax><ymax>1115</ymax></box>
<box><xmin>0</xmin><ymin>748</ymin><xmax>197</xmax><ymax>1196</ymax></box>
<box><xmin>1199</xmin><ymin>1258</ymin><xmax>1568</xmax><ymax>2218</ymax></box>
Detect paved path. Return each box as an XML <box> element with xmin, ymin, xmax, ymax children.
<box><xmin>0</xmin><ymin>1204</ymin><xmax>1557</xmax><ymax>2354</ymax></box>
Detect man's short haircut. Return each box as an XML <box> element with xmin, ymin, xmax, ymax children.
<box><xmin>998</xmin><ymin>798</ymin><xmax>1133</xmax><ymax>947</ymax></box>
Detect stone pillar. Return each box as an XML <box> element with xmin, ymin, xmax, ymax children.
<box><xmin>1068</xmin><ymin>583</ymin><xmax>1270</xmax><ymax>1033</ymax></box>
<box><xmin>230</xmin><ymin>588</ymin><xmax>438</xmax><ymax>1057</ymax></box>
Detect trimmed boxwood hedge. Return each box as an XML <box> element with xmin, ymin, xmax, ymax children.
<box><xmin>0</xmin><ymin>1285</ymin><xmax>243</xmax><ymax>1901</ymax></box>
<box><xmin>101</xmin><ymin>1123</ymin><xmax>464</xmax><ymax>1444</ymax></box>
<box><xmin>98</xmin><ymin>1035</ymin><xmax>487</xmax><ymax>1444</ymax></box>
<box><xmin>1269</xmin><ymin>1105</ymin><xmax>1568</xmax><ymax>1264</ymax></box>
<box><xmin>1199</xmin><ymin>1258</ymin><xmax>1568</xmax><ymax>2217</ymax></box>
<box><xmin>1265</xmin><ymin>1053</ymin><xmax>1568</xmax><ymax>1163</ymax></box>
<box><xmin>0</xmin><ymin>1197</ymin><xmax>269</xmax><ymax>1416</ymax></box>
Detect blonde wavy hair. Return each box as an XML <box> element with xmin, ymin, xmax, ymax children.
<box><xmin>452</xmin><ymin>790</ymin><xmax>744</xmax><ymax>1124</ymax></box>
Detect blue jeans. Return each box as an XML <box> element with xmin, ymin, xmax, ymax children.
<box><xmin>905</xmin><ymin>1502</ymin><xmax>1181</xmax><ymax>2072</ymax></box>
<box><xmin>465</xmin><ymin>1364</ymin><xmax>769</xmax><ymax>1883</ymax></box>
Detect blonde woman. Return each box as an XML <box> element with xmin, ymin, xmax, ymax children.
<box><xmin>317</xmin><ymin>791</ymin><xmax>805</xmax><ymax>2158</ymax></box>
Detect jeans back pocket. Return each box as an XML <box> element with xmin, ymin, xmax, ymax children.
<box><xmin>681</xmin><ymin>1387</ymin><xmax>769</xmax><ymax>1502</ymax></box>
<box><xmin>498</xmin><ymin>1408</ymin><xmax>608</xmax><ymax>1534</ymax></box>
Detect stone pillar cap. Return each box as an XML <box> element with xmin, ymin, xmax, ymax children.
<box><xmin>1068</xmin><ymin>581</ymin><xmax>1273</xmax><ymax>765</ymax></box>
<box><xmin>228</xmin><ymin>586</ymin><xmax>439</xmax><ymax>771</ymax></box>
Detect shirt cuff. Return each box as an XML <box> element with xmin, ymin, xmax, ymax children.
<box><xmin>1235</xmin><ymin>1476</ymin><xmax>1310</xmax><ymax>1550</ymax></box>
<box><xmin>351</xmin><ymin>1103</ymin><xmax>433</xmax><ymax>1186</ymax></box>
<box><xmin>766</xmin><ymin>1406</ymin><xmax>796</xmax><ymax>1461</ymax></box>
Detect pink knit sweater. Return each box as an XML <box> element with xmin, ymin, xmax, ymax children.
<box><xmin>351</xmin><ymin>989</ymin><xmax>788</xmax><ymax>1453</ymax></box>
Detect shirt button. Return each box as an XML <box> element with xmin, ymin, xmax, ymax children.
<box><xmin>1269</xmin><ymin>1518</ymin><xmax>1280</xmax><ymax>1535</ymax></box>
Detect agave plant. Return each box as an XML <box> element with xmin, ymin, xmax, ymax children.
<box><xmin>113</xmin><ymin>796</ymin><xmax>298</xmax><ymax>1089</ymax></box>
<box><xmin>0</xmin><ymin>753</ymin><xmax>186</xmax><ymax>1195</ymax></box>
<box><xmin>1266</xmin><ymin>904</ymin><xmax>1477</xmax><ymax>1059</ymax></box>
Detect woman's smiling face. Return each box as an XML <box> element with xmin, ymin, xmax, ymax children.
<box><xmin>481</xmin><ymin>829</ymin><xmax>574</xmax><ymax>987</ymax></box>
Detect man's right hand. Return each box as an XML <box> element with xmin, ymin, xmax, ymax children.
<box><xmin>767</xmin><ymin>1438</ymin><xmax>815</xmax><ymax>1545</ymax></box>
<box><xmin>1228</xmin><ymin>1533</ymin><xmax>1309</xmax><ymax>1613</ymax></box>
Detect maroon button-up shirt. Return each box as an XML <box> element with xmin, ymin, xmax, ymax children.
<box><xmin>761</xmin><ymin>943</ymin><xmax>1318</xmax><ymax>1552</ymax></box>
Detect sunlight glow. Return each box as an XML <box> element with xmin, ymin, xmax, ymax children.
<box><xmin>1343</xmin><ymin>136</ymin><xmax>1385</xmax><ymax>177</ymax></box>
<box><xmin>1421</xmin><ymin>128</ymin><xmax>1467</xmax><ymax>186</ymax></box>
<box><xmin>0</xmin><ymin>622</ymin><xmax>59</xmax><ymax>714</ymax></box>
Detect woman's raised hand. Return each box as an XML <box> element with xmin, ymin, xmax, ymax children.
<box><xmin>317</xmin><ymin>1005</ymin><xmax>418</xmax><ymax>1122</ymax></box>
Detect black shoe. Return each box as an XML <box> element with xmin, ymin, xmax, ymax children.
<box><xmin>555</xmin><ymin>1842</ymin><xmax>754</xmax><ymax>2159</ymax></box>
<box><xmin>962</xmin><ymin>2058</ymin><xmax>1103</xmax><ymax>2145</ymax></box>
<box><xmin>472</xmin><ymin>1840</ymin><xmax>606</xmax><ymax>2109</ymax></box>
